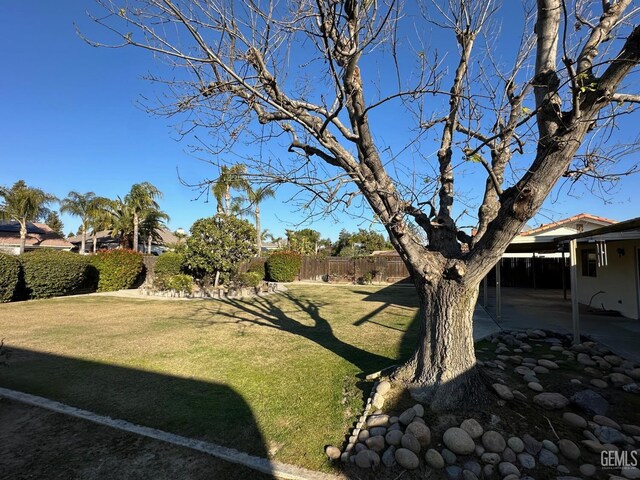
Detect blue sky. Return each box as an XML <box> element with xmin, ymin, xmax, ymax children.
<box><xmin>1</xmin><ymin>2</ymin><xmax>638</xmax><ymax>240</ymax></box>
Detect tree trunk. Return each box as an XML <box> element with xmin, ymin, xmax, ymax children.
<box><xmin>214</xmin><ymin>270</ymin><xmax>220</xmax><ymax>288</ymax></box>
<box><xmin>148</xmin><ymin>235</ymin><xmax>152</xmax><ymax>254</ymax></box>
<box><xmin>81</xmin><ymin>224</ymin><xmax>87</xmax><ymax>255</ymax></box>
<box><xmin>393</xmin><ymin>278</ymin><xmax>488</xmax><ymax>411</ymax></box>
<box><xmin>93</xmin><ymin>232</ymin><xmax>97</xmax><ymax>253</ymax></box>
<box><xmin>19</xmin><ymin>220</ymin><xmax>27</xmax><ymax>255</ymax></box>
<box><xmin>133</xmin><ymin>213</ymin><xmax>139</xmax><ymax>252</ymax></box>
<box><xmin>255</xmin><ymin>206</ymin><xmax>261</xmax><ymax>255</ymax></box>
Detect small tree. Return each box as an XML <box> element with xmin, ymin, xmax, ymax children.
<box><xmin>60</xmin><ymin>191</ymin><xmax>98</xmax><ymax>254</ymax></box>
<box><xmin>285</xmin><ymin>228</ymin><xmax>322</xmax><ymax>255</ymax></box>
<box><xmin>44</xmin><ymin>211</ymin><xmax>64</xmax><ymax>236</ymax></box>
<box><xmin>184</xmin><ymin>214</ymin><xmax>257</xmax><ymax>287</ymax></box>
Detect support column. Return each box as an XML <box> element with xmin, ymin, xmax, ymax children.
<box><xmin>569</xmin><ymin>239</ymin><xmax>580</xmax><ymax>345</ymax></box>
<box><xmin>483</xmin><ymin>276</ymin><xmax>488</xmax><ymax>307</ymax></box>
<box><xmin>561</xmin><ymin>248</ymin><xmax>567</xmax><ymax>300</ymax></box>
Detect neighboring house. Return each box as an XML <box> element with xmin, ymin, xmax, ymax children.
<box><xmin>0</xmin><ymin>221</ymin><xmax>74</xmax><ymax>255</ymax></box>
<box><xmin>260</xmin><ymin>241</ymin><xmax>281</xmax><ymax>253</ymax></box>
<box><xmin>68</xmin><ymin>229</ymin><xmax>181</xmax><ymax>254</ymax></box>
<box><xmin>560</xmin><ymin>217</ymin><xmax>640</xmax><ymax>320</ymax></box>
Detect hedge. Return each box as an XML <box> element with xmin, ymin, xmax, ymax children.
<box><xmin>154</xmin><ymin>252</ymin><xmax>185</xmax><ymax>278</ymax></box>
<box><xmin>0</xmin><ymin>252</ymin><xmax>20</xmax><ymax>302</ymax></box>
<box><xmin>266</xmin><ymin>251</ymin><xmax>301</xmax><ymax>282</ymax></box>
<box><xmin>20</xmin><ymin>250</ymin><xmax>90</xmax><ymax>299</ymax></box>
<box><xmin>90</xmin><ymin>250</ymin><xmax>144</xmax><ymax>292</ymax></box>
<box><xmin>234</xmin><ymin>271</ymin><xmax>263</xmax><ymax>288</ymax></box>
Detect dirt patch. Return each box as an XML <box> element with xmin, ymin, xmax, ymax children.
<box><xmin>0</xmin><ymin>398</ymin><xmax>275</xmax><ymax>480</ymax></box>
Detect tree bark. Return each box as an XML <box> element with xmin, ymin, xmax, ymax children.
<box><xmin>255</xmin><ymin>206</ymin><xmax>261</xmax><ymax>255</ymax></box>
<box><xmin>81</xmin><ymin>224</ymin><xmax>87</xmax><ymax>255</ymax></box>
<box><xmin>393</xmin><ymin>277</ymin><xmax>488</xmax><ymax>411</ymax></box>
<box><xmin>133</xmin><ymin>213</ymin><xmax>139</xmax><ymax>252</ymax></box>
<box><xmin>19</xmin><ymin>219</ymin><xmax>27</xmax><ymax>255</ymax></box>
<box><xmin>92</xmin><ymin>232</ymin><xmax>97</xmax><ymax>253</ymax></box>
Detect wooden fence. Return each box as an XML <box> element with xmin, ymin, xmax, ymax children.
<box><xmin>299</xmin><ymin>256</ymin><xmax>411</xmax><ymax>283</ymax></box>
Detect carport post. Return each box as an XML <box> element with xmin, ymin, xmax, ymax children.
<box><xmin>483</xmin><ymin>276</ymin><xmax>488</xmax><ymax>307</ymax></box>
<box><xmin>561</xmin><ymin>248</ymin><xmax>567</xmax><ymax>300</ymax></box>
<box><xmin>569</xmin><ymin>239</ymin><xmax>580</xmax><ymax>345</ymax></box>
<box><xmin>496</xmin><ymin>259</ymin><xmax>502</xmax><ymax>323</ymax></box>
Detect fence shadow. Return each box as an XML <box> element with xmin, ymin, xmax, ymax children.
<box><xmin>0</xmin><ymin>347</ymin><xmax>273</xmax><ymax>479</ymax></box>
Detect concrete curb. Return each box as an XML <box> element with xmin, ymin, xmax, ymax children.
<box><xmin>0</xmin><ymin>387</ymin><xmax>343</xmax><ymax>480</ymax></box>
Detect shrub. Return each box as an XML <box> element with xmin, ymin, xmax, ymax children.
<box><xmin>246</xmin><ymin>259</ymin><xmax>266</xmax><ymax>279</ymax></box>
<box><xmin>154</xmin><ymin>252</ymin><xmax>185</xmax><ymax>278</ymax></box>
<box><xmin>266</xmin><ymin>251</ymin><xmax>301</xmax><ymax>282</ymax></box>
<box><xmin>20</xmin><ymin>250</ymin><xmax>90</xmax><ymax>299</ymax></box>
<box><xmin>0</xmin><ymin>252</ymin><xmax>20</xmax><ymax>302</ymax></box>
<box><xmin>89</xmin><ymin>250</ymin><xmax>144</xmax><ymax>292</ymax></box>
<box><xmin>234</xmin><ymin>271</ymin><xmax>263</xmax><ymax>288</ymax></box>
<box><xmin>157</xmin><ymin>274</ymin><xmax>193</xmax><ymax>294</ymax></box>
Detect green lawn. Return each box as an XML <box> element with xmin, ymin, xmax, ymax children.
<box><xmin>0</xmin><ymin>283</ymin><xmax>419</xmax><ymax>471</ymax></box>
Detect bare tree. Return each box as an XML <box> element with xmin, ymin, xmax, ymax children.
<box><xmin>88</xmin><ymin>0</ymin><xmax>640</xmax><ymax>409</ymax></box>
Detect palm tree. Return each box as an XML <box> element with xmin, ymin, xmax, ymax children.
<box><xmin>86</xmin><ymin>196</ymin><xmax>113</xmax><ymax>253</ymax></box>
<box><xmin>124</xmin><ymin>182</ymin><xmax>163</xmax><ymax>252</ymax></box>
<box><xmin>0</xmin><ymin>180</ymin><xmax>57</xmax><ymax>254</ymax></box>
<box><xmin>139</xmin><ymin>207</ymin><xmax>170</xmax><ymax>254</ymax></box>
<box><xmin>60</xmin><ymin>191</ymin><xmax>99</xmax><ymax>254</ymax></box>
<box><xmin>245</xmin><ymin>186</ymin><xmax>275</xmax><ymax>253</ymax></box>
<box><xmin>211</xmin><ymin>164</ymin><xmax>249</xmax><ymax>214</ymax></box>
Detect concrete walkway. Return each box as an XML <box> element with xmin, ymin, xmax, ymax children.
<box><xmin>477</xmin><ymin>287</ymin><xmax>640</xmax><ymax>363</ymax></box>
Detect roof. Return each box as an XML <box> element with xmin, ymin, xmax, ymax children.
<box><xmin>68</xmin><ymin>228</ymin><xmax>180</xmax><ymax>245</ymax></box>
<box><xmin>519</xmin><ymin>213</ymin><xmax>617</xmax><ymax>237</ymax></box>
<box><xmin>0</xmin><ymin>221</ymin><xmax>74</xmax><ymax>249</ymax></box>
<box><xmin>557</xmin><ymin>216</ymin><xmax>640</xmax><ymax>243</ymax></box>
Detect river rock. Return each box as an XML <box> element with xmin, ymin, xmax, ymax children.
<box><xmin>401</xmin><ymin>433</ymin><xmax>421</xmax><ymax>454</ymax></box>
<box><xmin>517</xmin><ymin>452</ymin><xmax>536</xmax><ymax>469</ymax></box>
<box><xmin>542</xmin><ymin>439</ymin><xmax>558</xmax><ymax>453</ymax></box>
<box><xmin>623</xmin><ymin>424</ymin><xmax>640</xmax><ymax>436</ymax></box>
<box><xmin>395</xmin><ymin>448</ymin><xmax>419</xmax><ymax>469</ymax></box>
<box><xmin>538</xmin><ymin>448</ymin><xmax>558</xmax><ymax>466</ymax></box>
<box><xmin>579</xmin><ymin>464</ymin><xmax>596</xmax><ymax>476</ymax></box>
<box><xmin>463</xmin><ymin>460</ymin><xmax>481</xmax><ymax>477</ymax></box>
<box><xmin>413</xmin><ymin>403</ymin><xmax>425</xmax><ymax>417</ymax></box>
<box><xmin>493</xmin><ymin>383</ymin><xmax>514</xmax><ymax>400</ymax></box>
<box><xmin>482</xmin><ymin>431</ymin><xmax>506</xmax><ymax>453</ymax></box>
<box><xmin>571</xmin><ymin>389</ymin><xmax>609</xmax><ymax>415</ymax></box>
<box><xmin>385</xmin><ymin>429</ymin><xmax>403</xmax><ymax>446</ymax></box>
<box><xmin>442</xmin><ymin>448</ymin><xmax>457</xmax><ymax>464</ymax></box>
<box><xmin>376</xmin><ymin>380</ymin><xmax>391</xmax><ymax>395</ymax></box>
<box><xmin>528</xmin><ymin>382</ymin><xmax>543</xmax><ymax>391</ymax></box>
<box><xmin>628</xmin><ymin>368</ymin><xmax>640</xmax><ymax>381</ymax></box>
<box><xmin>325</xmin><ymin>445</ymin><xmax>341</xmax><ymax>460</ymax></box>
<box><xmin>563</xmin><ymin>412</ymin><xmax>587</xmax><ymax>429</ymax></box>
<box><xmin>578</xmin><ymin>353</ymin><xmax>597</xmax><ymax>366</ymax></box>
<box><xmin>461</xmin><ymin>418</ymin><xmax>484</xmax><ymax>439</ymax></box>
<box><xmin>523</xmin><ymin>434</ymin><xmax>543</xmax><ymax>455</ymax></box>
<box><xmin>594</xmin><ymin>415</ymin><xmax>622</xmax><ymax>430</ymax></box>
<box><xmin>507</xmin><ymin>437</ymin><xmax>524</xmax><ymax>453</ymax></box>
<box><xmin>558</xmin><ymin>439</ymin><xmax>580</xmax><ymax>460</ymax></box>
<box><xmin>595</xmin><ymin>426</ymin><xmax>625</xmax><ymax>445</ymax></box>
<box><xmin>498</xmin><ymin>462</ymin><xmax>520</xmax><ymax>477</ymax></box>
<box><xmin>406</xmin><ymin>421</ymin><xmax>431</xmax><ymax>447</ymax></box>
<box><xmin>444</xmin><ymin>427</ymin><xmax>476</xmax><ymax>455</ymax></box>
<box><xmin>533</xmin><ymin>392</ymin><xmax>569</xmax><ymax>409</ymax></box>
<box><xmin>358</xmin><ymin>430</ymin><xmax>370</xmax><ymax>441</ymax></box>
<box><xmin>446</xmin><ymin>465</ymin><xmax>463</xmax><ymax>480</ymax></box>
<box><xmin>502</xmin><ymin>447</ymin><xmax>516</xmax><ymax>463</ymax></box>
<box><xmin>610</xmin><ymin>373</ymin><xmax>633</xmax><ymax>386</ymax></box>
<box><xmin>482</xmin><ymin>464</ymin><xmax>494</xmax><ymax>478</ymax></box>
<box><xmin>355</xmin><ymin>449</ymin><xmax>380</xmax><ymax>468</ymax></box>
<box><xmin>367</xmin><ymin>414</ymin><xmax>389</xmax><ymax>428</ymax></box>
<box><xmin>590</xmin><ymin>378</ymin><xmax>608</xmax><ymax>388</ymax></box>
<box><xmin>425</xmin><ymin>448</ymin><xmax>445</xmax><ymax>469</ymax></box>
<box><xmin>382</xmin><ymin>446</ymin><xmax>396</xmax><ymax>467</ymax></box>
<box><xmin>398</xmin><ymin>407</ymin><xmax>416</xmax><ymax>425</ymax></box>
<box><xmin>621</xmin><ymin>467</ymin><xmax>640</xmax><ymax>479</ymax></box>
<box><xmin>534</xmin><ymin>365</ymin><xmax>550</xmax><ymax>374</ymax></box>
<box><xmin>580</xmin><ymin>440</ymin><xmax>607</xmax><ymax>453</ymax></box>
<box><xmin>538</xmin><ymin>359</ymin><xmax>559</xmax><ymax>369</ymax></box>
<box><xmin>370</xmin><ymin>427</ymin><xmax>386</xmax><ymax>437</ymax></box>
<box><xmin>365</xmin><ymin>435</ymin><xmax>385</xmax><ymax>452</ymax></box>
<box><xmin>481</xmin><ymin>452</ymin><xmax>501</xmax><ymax>465</ymax></box>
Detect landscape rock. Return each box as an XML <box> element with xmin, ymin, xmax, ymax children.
<box><xmin>577</xmin><ymin>353</ymin><xmax>596</xmax><ymax>366</ymax></box>
<box><xmin>523</xmin><ymin>434</ymin><xmax>543</xmax><ymax>455</ymax></box>
<box><xmin>533</xmin><ymin>365</ymin><xmax>550</xmax><ymax>374</ymax></box>
<box><xmin>542</xmin><ymin>439</ymin><xmax>558</xmax><ymax>453</ymax></box>
<box><xmin>482</xmin><ymin>431</ymin><xmax>506</xmax><ymax>453</ymax></box>
<box><xmin>581</xmin><ymin>440</ymin><xmax>608</xmax><ymax>453</ymax></box>
<box><xmin>610</xmin><ymin>373</ymin><xmax>634</xmax><ymax>386</ymax></box>
<box><xmin>367</xmin><ymin>414</ymin><xmax>389</xmax><ymax>428</ymax></box>
<box><xmin>369</xmin><ymin>427</ymin><xmax>386</xmax><ymax>437</ymax></box>
<box><xmin>594</xmin><ymin>414</ymin><xmax>621</xmax><ymax>430</ymax></box>
<box><xmin>498</xmin><ymin>461</ymin><xmax>520</xmax><ymax>477</ymax></box>
<box><xmin>425</xmin><ymin>448</ymin><xmax>445</xmax><ymax>469</ymax></box>
<box><xmin>590</xmin><ymin>379</ymin><xmax>608</xmax><ymax>388</ymax></box>
<box><xmin>584</xmin><ymin>367</ymin><xmax>603</xmax><ymax>377</ymax></box>
<box><xmin>462</xmin><ymin>470</ymin><xmax>478</xmax><ymax>480</ymax></box>
<box><xmin>325</xmin><ymin>445</ymin><xmax>341</xmax><ymax>460</ymax></box>
<box><xmin>492</xmin><ymin>383</ymin><xmax>513</xmax><ymax>400</ymax></box>
<box><xmin>381</xmin><ymin>446</ymin><xmax>396</xmax><ymax>467</ymax></box>
<box><xmin>445</xmin><ymin>465</ymin><xmax>463</xmax><ymax>480</ymax></box>
<box><xmin>571</xmin><ymin>389</ymin><xmax>609</xmax><ymax>415</ymax></box>
<box><xmin>442</xmin><ymin>448</ymin><xmax>457</xmax><ymax>465</ymax></box>
<box><xmin>480</xmin><ymin>452</ymin><xmax>501</xmax><ymax>465</ymax></box>
<box><xmin>398</xmin><ymin>408</ymin><xmax>416</xmax><ymax>425</ymax></box>
<box><xmin>482</xmin><ymin>464</ymin><xmax>494</xmax><ymax>478</ymax></box>
<box><xmin>623</xmin><ymin>424</ymin><xmax>640</xmax><ymax>436</ymax></box>
<box><xmin>538</xmin><ymin>448</ymin><xmax>559</xmax><ymax>466</ymax></box>
<box><xmin>502</xmin><ymin>447</ymin><xmax>516</xmax><ymax>463</ymax></box>
<box><xmin>595</xmin><ymin>425</ymin><xmax>625</xmax><ymax>445</ymax></box>
<box><xmin>376</xmin><ymin>380</ymin><xmax>391</xmax><ymax>395</ymax></box>
<box><xmin>406</xmin><ymin>421</ymin><xmax>431</xmax><ymax>447</ymax></box>
<box><xmin>517</xmin><ymin>452</ymin><xmax>536</xmax><ymax>469</ymax></box>
<box><xmin>528</xmin><ymin>382</ymin><xmax>543</xmax><ymax>391</ymax></box>
<box><xmin>413</xmin><ymin>403</ymin><xmax>425</xmax><ymax>417</ymax></box>
<box><xmin>538</xmin><ymin>359</ymin><xmax>559</xmax><ymax>369</ymax></box>
<box><xmin>358</xmin><ymin>430</ymin><xmax>370</xmax><ymax>442</ymax></box>
<box><xmin>628</xmin><ymin>368</ymin><xmax>640</xmax><ymax>381</ymax></box>
<box><xmin>460</xmin><ymin>418</ymin><xmax>484</xmax><ymax>439</ymax></box>
<box><xmin>394</xmin><ymin>448</ymin><xmax>419</xmax><ymax>470</ymax></box>
<box><xmin>533</xmin><ymin>392</ymin><xmax>569</xmax><ymax>409</ymax></box>
<box><xmin>463</xmin><ymin>460</ymin><xmax>481</xmax><ymax>477</ymax></box>
<box><xmin>579</xmin><ymin>464</ymin><xmax>596</xmax><ymax>476</ymax></box>
<box><xmin>563</xmin><ymin>412</ymin><xmax>587</xmax><ymax>429</ymax></box>
<box><xmin>365</xmin><ymin>435</ymin><xmax>385</xmax><ymax>452</ymax></box>
<box><xmin>621</xmin><ymin>467</ymin><xmax>640</xmax><ymax>479</ymax></box>
<box><xmin>372</xmin><ymin>393</ymin><xmax>384</xmax><ymax>409</ymax></box>
<box><xmin>443</xmin><ymin>427</ymin><xmax>476</xmax><ymax>455</ymax></box>
<box><xmin>400</xmin><ymin>433</ymin><xmax>421</xmax><ymax>454</ymax></box>
<box><xmin>355</xmin><ymin>449</ymin><xmax>380</xmax><ymax>468</ymax></box>
<box><xmin>507</xmin><ymin>437</ymin><xmax>524</xmax><ymax>453</ymax></box>
<box><xmin>558</xmin><ymin>439</ymin><xmax>581</xmax><ymax>460</ymax></box>
<box><xmin>385</xmin><ymin>429</ymin><xmax>403</xmax><ymax>446</ymax></box>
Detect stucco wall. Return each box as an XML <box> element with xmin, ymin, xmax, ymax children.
<box><xmin>576</xmin><ymin>239</ymin><xmax>640</xmax><ymax>319</ymax></box>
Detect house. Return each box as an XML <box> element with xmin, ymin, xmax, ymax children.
<box><xmin>0</xmin><ymin>221</ymin><xmax>74</xmax><ymax>255</ymax></box>
<box><xmin>559</xmin><ymin>217</ymin><xmax>640</xmax><ymax>320</ymax></box>
<box><xmin>68</xmin><ymin>228</ymin><xmax>182</xmax><ymax>254</ymax></box>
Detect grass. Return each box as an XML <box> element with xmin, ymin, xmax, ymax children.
<box><xmin>0</xmin><ymin>283</ymin><xmax>419</xmax><ymax>471</ymax></box>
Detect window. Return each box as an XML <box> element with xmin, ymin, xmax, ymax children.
<box><xmin>581</xmin><ymin>249</ymin><xmax>597</xmax><ymax>277</ymax></box>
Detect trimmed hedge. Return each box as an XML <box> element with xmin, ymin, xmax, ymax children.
<box><xmin>234</xmin><ymin>271</ymin><xmax>263</xmax><ymax>288</ymax></box>
<box><xmin>154</xmin><ymin>252</ymin><xmax>184</xmax><ymax>277</ymax></box>
<box><xmin>90</xmin><ymin>250</ymin><xmax>144</xmax><ymax>292</ymax></box>
<box><xmin>266</xmin><ymin>251</ymin><xmax>301</xmax><ymax>282</ymax></box>
<box><xmin>20</xmin><ymin>250</ymin><xmax>90</xmax><ymax>299</ymax></box>
<box><xmin>246</xmin><ymin>260</ymin><xmax>266</xmax><ymax>280</ymax></box>
<box><xmin>0</xmin><ymin>252</ymin><xmax>20</xmax><ymax>302</ymax></box>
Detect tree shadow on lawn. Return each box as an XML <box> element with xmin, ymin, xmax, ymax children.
<box><xmin>191</xmin><ymin>291</ymin><xmax>397</xmax><ymax>376</ymax></box>
<box><xmin>0</xmin><ymin>346</ymin><xmax>274</xmax><ymax>478</ymax></box>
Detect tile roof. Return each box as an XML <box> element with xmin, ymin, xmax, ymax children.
<box><xmin>0</xmin><ymin>221</ymin><xmax>74</xmax><ymax>248</ymax></box>
<box><xmin>518</xmin><ymin>213</ymin><xmax>617</xmax><ymax>237</ymax></box>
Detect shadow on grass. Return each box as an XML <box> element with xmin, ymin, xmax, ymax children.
<box><xmin>0</xmin><ymin>347</ymin><xmax>273</xmax><ymax>479</ymax></box>
<box><xmin>191</xmin><ymin>291</ymin><xmax>395</xmax><ymax>376</ymax></box>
